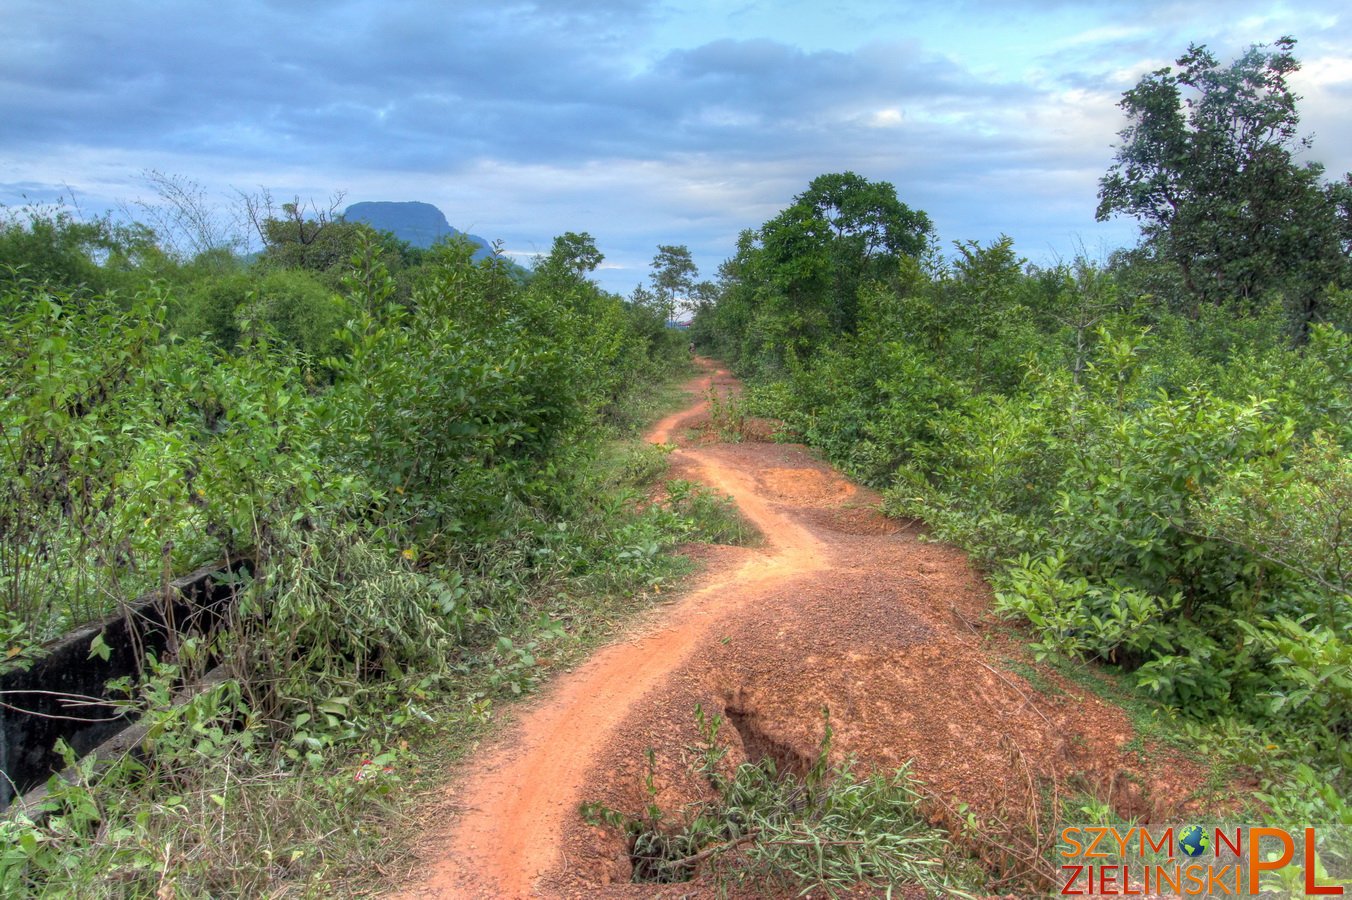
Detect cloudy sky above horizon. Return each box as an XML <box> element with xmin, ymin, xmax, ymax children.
<box><xmin>2</xmin><ymin>1</ymin><xmax>1350</xmax><ymax>295</ymax></box>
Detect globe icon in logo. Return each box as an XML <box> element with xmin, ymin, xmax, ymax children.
<box><xmin>1178</xmin><ymin>825</ymin><xmax>1210</xmax><ymax>858</ymax></box>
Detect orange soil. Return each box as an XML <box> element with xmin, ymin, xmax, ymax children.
<box><xmin>391</xmin><ymin>360</ymin><xmax>1225</xmax><ymax>899</ymax></box>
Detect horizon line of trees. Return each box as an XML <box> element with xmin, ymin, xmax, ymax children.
<box><xmin>1</xmin><ymin>175</ymin><xmax>713</xmax><ymax>360</ymax></box>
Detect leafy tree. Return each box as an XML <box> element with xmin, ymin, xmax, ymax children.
<box><xmin>688</xmin><ymin>279</ymin><xmax>718</xmax><ymax>315</ymax></box>
<box><xmin>796</xmin><ymin>172</ymin><xmax>931</xmax><ymax>261</ymax></box>
<box><xmin>260</xmin><ymin>213</ymin><xmax>368</xmax><ymax>279</ymax></box>
<box><xmin>764</xmin><ymin>172</ymin><xmax>932</xmax><ymax>335</ymax></box>
<box><xmin>240</xmin><ymin>190</ymin><xmax>372</xmax><ymax>285</ymax></box>
<box><xmin>1097</xmin><ymin>37</ymin><xmax>1351</xmax><ymax>332</ymax></box>
<box><xmin>941</xmin><ymin>237</ymin><xmax>1037</xmax><ymax>391</ymax></box>
<box><xmin>171</xmin><ymin>269</ymin><xmax>251</xmax><ymax>346</ymax></box>
<box><xmin>650</xmin><ymin>244</ymin><xmax>698</xmax><ymax>322</ymax></box>
<box><xmin>547</xmin><ymin>231</ymin><xmax>604</xmax><ymax>276</ymax></box>
<box><xmin>238</xmin><ymin>268</ymin><xmax>349</xmax><ymax>361</ymax></box>
<box><xmin>693</xmin><ymin>173</ymin><xmax>932</xmax><ymax>371</ymax></box>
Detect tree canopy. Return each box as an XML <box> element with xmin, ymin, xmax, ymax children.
<box><xmin>698</xmin><ymin>172</ymin><xmax>932</xmax><ymax>369</ymax></box>
<box><xmin>1097</xmin><ymin>37</ymin><xmax>1352</xmax><ymax>332</ymax></box>
<box><xmin>650</xmin><ymin>244</ymin><xmax>698</xmax><ymax>322</ymax></box>
<box><xmin>547</xmin><ymin>231</ymin><xmax>604</xmax><ymax>276</ymax></box>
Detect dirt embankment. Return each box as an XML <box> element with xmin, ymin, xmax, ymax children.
<box><xmin>392</xmin><ymin>360</ymin><xmax>1221</xmax><ymax>899</ymax></box>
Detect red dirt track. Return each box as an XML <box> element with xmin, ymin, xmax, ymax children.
<box><xmin>391</xmin><ymin>360</ymin><xmax>1214</xmax><ymax>899</ymax></box>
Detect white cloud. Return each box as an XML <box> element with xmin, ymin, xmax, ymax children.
<box><xmin>1055</xmin><ymin>24</ymin><xmax>1150</xmax><ymax>49</ymax></box>
<box><xmin>3</xmin><ymin>0</ymin><xmax>1349</xmax><ymax>290</ymax></box>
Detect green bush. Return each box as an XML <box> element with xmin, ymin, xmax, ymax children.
<box><xmin>0</xmin><ymin>216</ymin><xmax>700</xmax><ymax>893</ymax></box>
<box><xmin>240</xmin><ymin>268</ymin><xmax>349</xmax><ymax>361</ymax></box>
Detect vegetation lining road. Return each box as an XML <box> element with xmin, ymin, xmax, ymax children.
<box><xmin>394</xmin><ymin>360</ymin><xmax>1228</xmax><ymax>898</ymax></box>
<box><xmin>0</xmin><ymin>31</ymin><xmax>1348</xmax><ymax>899</ymax></box>
<box><xmin>691</xmin><ymin>36</ymin><xmax>1352</xmax><ymax>847</ymax></box>
<box><xmin>0</xmin><ymin>216</ymin><xmax>714</xmax><ymax>895</ymax></box>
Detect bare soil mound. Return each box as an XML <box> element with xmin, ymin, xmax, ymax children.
<box><xmin>392</xmin><ymin>360</ymin><xmax>1220</xmax><ymax>899</ymax></box>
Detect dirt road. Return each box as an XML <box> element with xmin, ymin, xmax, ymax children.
<box><xmin>393</xmin><ymin>360</ymin><xmax>1209</xmax><ymax>898</ymax></box>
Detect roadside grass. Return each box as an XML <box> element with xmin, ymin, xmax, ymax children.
<box><xmin>583</xmin><ymin>708</ymin><xmax>984</xmax><ymax>896</ymax></box>
<box><xmin>1039</xmin><ymin>653</ymin><xmax>1193</xmax><ymax>756</ymax></box>
<box><xmin>997</xmin><ymin>655</ymin><xmax>1066</xmax><ymax>699</ymax></box>
<box><xmin>607</xmin><ymin>357</ymin><xmax>701</xmax><ymax>437</ymax></box>
<box><xmin>660</xmin><ymin>479</ymin><xmax>762</xmax><ymax>548</ymax></box>
<box><xmin>1024</xmin><ymin>646</ymin><xmax>1260</xmax><ymax>825</ymax></box>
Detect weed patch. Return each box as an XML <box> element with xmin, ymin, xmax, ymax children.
<box><xmin>582</xmin><ymin>706</ymin><xmax>981</xmax><ymax>895</ymax></box>
<box><xmin>659</xmin><ymin>479</ymin><xmax>761</xmax><ymax>547</ymax></box>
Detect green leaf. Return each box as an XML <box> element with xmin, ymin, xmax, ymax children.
<box><xmin>88</xmin><ymin>632</ymin><xmax>111</xmax><ymax>662</ymax></box>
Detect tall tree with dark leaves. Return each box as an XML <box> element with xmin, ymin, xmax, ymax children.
<box><xmin>1097</xmin><ymin>37</ymin><xmax>1351</xmax><ymax>335</ymax></box>
<box><xmin>763</xmin><ymin>172</ymin><xmax>932</xmax><ymax>338</ymax></box>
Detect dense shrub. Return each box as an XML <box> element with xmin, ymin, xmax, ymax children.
<box><xmin>0</xmin><ymin>213</ymin><xmax>697</xmax><ymax>893</ymax></box>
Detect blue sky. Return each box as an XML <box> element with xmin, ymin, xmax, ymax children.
<box><xmin>2</xmin><ymin>0</ymin><xmax>1349</xmax><ymax>295</ymax></box>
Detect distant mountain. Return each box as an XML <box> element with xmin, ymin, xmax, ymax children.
<box><xmin>344</xmin><ymin>201</ymin><xmax>494</xmax><ymax>261</ymax></box>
